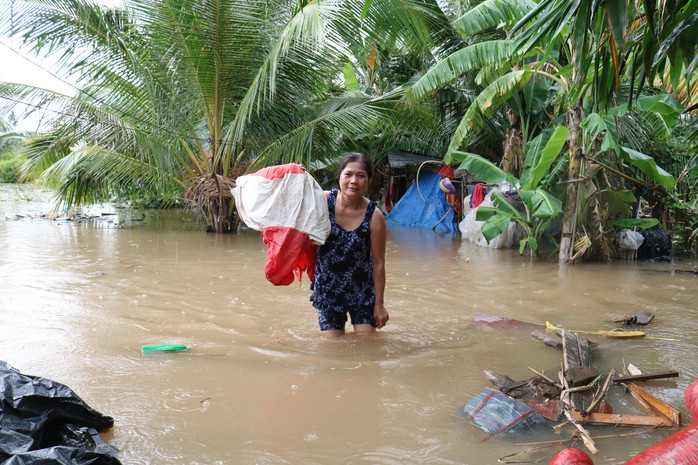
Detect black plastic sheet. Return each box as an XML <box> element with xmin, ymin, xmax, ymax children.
<box><xmin>638</xmin><ymin>228</ymin><xmax>672</xmax><ymax>260</ymax></box>
<box><xmin>0</xmin><ymin>361</ymin><xmax>121</xmax><ymax>465</ymax></box>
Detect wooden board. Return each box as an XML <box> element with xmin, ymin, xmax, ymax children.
<box><xmin>623</xmin><ymin>382</ymin><xmax>681</xmax><ymax>425</ymax></box>
<box><xmin>570</xmin><ymin>412</ymin><xmax>674</xmax><ymax>427</ymax></box>
<box><xmin>562</xmin><ymin>330</ymin><xmax>594</xmax><ymax>411</ymax></box>
<box><xmin>531</xmin><ymin>330</ymin><xmax>562</xmax><ymax>350</ymax></box>
<box><xmin>562</xmin><ymin>330</ymin><xmax>592</xmax><ymax>371</ymax></box>
<box><xmin>613</xmin><ymin>371</ymin><xmax>680</xmax><ymax>383</ymax></box>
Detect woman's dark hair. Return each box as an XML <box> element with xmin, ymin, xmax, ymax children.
<box><xmin>335</xmin><ymin>152</ymin><xmax>373</xmax><ymax>183</ymax></box>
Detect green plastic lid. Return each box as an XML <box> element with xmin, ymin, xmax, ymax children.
<box><xmin>141</xmin><ymin>344</ymin><xmax>190</xmax><ymax>354</ymax></box>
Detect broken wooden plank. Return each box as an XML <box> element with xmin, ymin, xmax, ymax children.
<box><xmin>483</xmin><ymin>370</ymin><xmax>517</xmax><ymax>390</ymax></box>
<box><xmin>610</xmin><ymin>310</ymin><xmax>655</xmax><ymax>326</ymax></box>
<box><xmin>562</xmin><ymin>331</ymin><xmax>597</xmax><ymax>383</ymax></box>
<box><xmin>585</xmin><ymin>369</ymin><xmax>615</xmax><ymax>415</ymax></box>
<box><xmin>564</xmin><ymin>410</ymin><xmax>598</xmax><ymax>454</ymax></box>
<box><xmin>562</xmin><ymin>329</ymin><xmax>596</xmax><ymax>411</ymax></box>
<box><xmin>532</xmin><ymin>330</ymin><xmax>562</xmax><ymax>350</ymax></box>
<box><xmin>482</xmin><ymin>371</ymin><xmax>529</xmax><ymax>398</ymax></box>
<box><xmin>571</xmin><ymin>411</ymin><xmax>674</xmax><ymax>427</ymax></box>
<box><xmin>613</xmin><ymin>371</ymin><xmax>679</xmax><ymax>383</ymax></box>
<box><xmin>622</xmin><ymin>382</ymin><xmax>681</xmax><ymax>425</ymax></box>
<box><xmin>562</xmin><ymin>330</ymin><xmax>592</xmax><ymax>372</ymax></box>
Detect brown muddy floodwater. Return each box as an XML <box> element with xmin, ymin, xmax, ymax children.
<box><xmin>1</xmin><ymin>184</ymin><xmax>697</xmax><ymax>465</ymax></box>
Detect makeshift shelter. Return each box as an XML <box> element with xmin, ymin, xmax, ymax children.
<box><xmin>385</xmin><ymin>170</ymin><xmax>458</xmax><ymax>233</ymax></box>
<box><xmin>383</xmin><ymin>150</ymin><xmax>446</xmax><ymax>211</ymax></box>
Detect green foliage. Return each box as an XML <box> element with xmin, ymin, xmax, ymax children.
<box><xmin>112</xmin><ymin>184</ymin><xmax>185</xmax><ymax>209</ymax></box>
<box><xmin>520</xmin><ymin>125</ymin><xmax>567</xmax><ymax>189</ymax></box>
<box><xmin>620</xmin><ymin>147</ymin><xmax>676</xmax><ymax>189</ymax></box>
<box><xmin>0</xmin><ymin>154</ymin><xmax>25</xmax><ymax>183</ymax></box>
<box><xmin>446</xmin><ymin>150</ymin><xmax>515</xmax><ymax>183</ymax></box>
<box><xmin>608</xmin><ymin>218</ymin><xmax>660</xmax><ymax>229</ymax></box>
<box><xmin>0</xmin><ymin>120</ymin><xmax>28</xmax><ymax>183</ymax></box>
<box><xmin>449</xmin><ymin>126</ymin><xmax>567</xmax><ymax>257</ymax></box>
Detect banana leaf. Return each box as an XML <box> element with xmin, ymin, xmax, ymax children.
<box><xmin>448</xmin><ymin>150</ymin><xmax>517</xmax><ymax>184</ymax></box>
<box><xmin>519</xmin><ymin>188</ymin><xmax>563</xmax><ymax>219</ymax></box>
<box><xmin>476</xmin><ymin>209</ymin><xmax>514</xmax><ymax>243</ymax></box>
<box><xmin>621</xmin><ymin>147</ymin><xmax>676</xmax><ymax>189</ymax></box>
<box><xmin>609</xmin><ymin>218</ymin><xmax>660</xmax><ymax>229</ymax></box>
<box><xmin>521</xmin><ymin>125</ymin><xmax>568</xmax><ymax>190</ymax></box>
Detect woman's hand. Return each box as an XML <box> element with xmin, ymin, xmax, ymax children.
<box><xmin>374</xmin><ymin>303</ymin><xmax>389</xmax><ymax>329</ymax></box>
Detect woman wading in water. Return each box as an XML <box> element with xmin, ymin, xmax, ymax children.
<box><xmin>310</xmin><ymin>152</ymin><xmax>389</xmax><ymax>336</ymax></box>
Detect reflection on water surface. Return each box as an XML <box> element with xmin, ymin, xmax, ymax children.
<box><xmin>1</xmin><ymin>184</ymin><xmax>696</xmax><ymax>464</ymax></box>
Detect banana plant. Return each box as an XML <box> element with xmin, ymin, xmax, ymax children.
<box><xmin>449</xmin><ymin>124</ymin><xmax>568</xmax><ymax>256</ymax></box>
<box><xmin>573</xmin><ymin>95</ymin><xmax>679</xmax><ymax>259</ymax></box>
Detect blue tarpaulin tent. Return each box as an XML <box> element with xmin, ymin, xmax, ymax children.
<box><xmin>385</xmin><ymin>171</ymin><xmax>457</xmax><ymax>233</ymax></box>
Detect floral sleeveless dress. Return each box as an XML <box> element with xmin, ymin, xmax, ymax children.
<box><xmin>311</xmin><ymin>189</ymin><xmax>376</xmax><ymax>313</ymax></box>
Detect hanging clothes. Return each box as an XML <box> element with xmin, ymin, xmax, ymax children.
<box><xmin>471</xmin><ymin>183</ymin><xmax>486</xmax><ymax>208</ymax></box>
<box><xmin>439</xmin><ymin>165</ymin><xmax>456</xmax><ymax>179</ymax></box>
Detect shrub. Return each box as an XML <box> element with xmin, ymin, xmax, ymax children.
<box><xmin>0</xmin><ymin>155</ymin><xmax>25</xmax><ymax>183</ymax></box>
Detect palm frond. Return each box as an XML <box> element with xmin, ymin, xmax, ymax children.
<box><xmin>450</xmin><ymin>68</ymin><xmax>533</xmax><ymax>150</ymax></box>
<box><xmin>408</xmin><ymin>40</ymin><xmax>515</xmax><ymax>102</ymax></box>
<box><xmin>454</xmin><ymin>0</ymin><xmax>537</xmax><ymax>37</ymax></box>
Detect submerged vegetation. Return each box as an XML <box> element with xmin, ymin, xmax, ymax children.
<box><xmin>0</xmin><ymin>0</ymin><xmax>696</xmax><ymax>258</ymax></box>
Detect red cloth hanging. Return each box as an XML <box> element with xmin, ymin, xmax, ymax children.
<box><xmin>472</xmin><ymin>183</ymin><xmax>486</xmax><ymax>208</ymax></box>
<box><xmin>439</xmin><ymin>165</ymin><xmax>455</xmax><ymax>179</ymax></box>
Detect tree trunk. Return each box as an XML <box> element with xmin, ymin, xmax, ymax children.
<box><xmin>559</xmin><ymin>103</ymin><xmax>584</xmax><ymax>262</ymax></box>
<box><xmin>501</xmin><ymin>109</ymin><xmax>523</xmax><ymax>178</ymax></box>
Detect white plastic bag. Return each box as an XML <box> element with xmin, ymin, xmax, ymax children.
<box><xmin>459</xmin><ymin>191</ymin><xmax>518</xmax><ymax>249</ymax></box>
<box><xmin>619</xmin><ymin>229</ymin><xmax>645</xmax><ymax>251</ymax></box>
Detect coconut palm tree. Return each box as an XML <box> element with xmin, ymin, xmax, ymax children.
<box><xmin>0</xmin><ymin>0</ymin><xmax>451</xmax><ymax>232</ymax></box>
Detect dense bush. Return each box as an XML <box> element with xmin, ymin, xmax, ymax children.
<box><xmin>0</xmin><ymin>154</ymin><xmax>25</xmax><ymax>183</ymax></box>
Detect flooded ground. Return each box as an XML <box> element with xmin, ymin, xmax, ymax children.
<box><xmin>1</xmin><ymin>183</ymin><xmax>697</xmax><ymax>465</ymax></box>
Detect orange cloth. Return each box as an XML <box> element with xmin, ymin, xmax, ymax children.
<box><xmin>446</xmin><ymin>193</ymin><xmax>462</xmax><ymax>215</ymax></box>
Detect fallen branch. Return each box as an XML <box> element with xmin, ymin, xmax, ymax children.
<box><xmin>585</xmin><ymin>369</ymin><xmax>615</xmax><ymax>415</ymax></box>
<box><xmin>528</xmin><ymin>367</ymin><xmax>562</xmax><ymax>388</ymax></box>
<box><xmin>516</xmin><ymin>426</ymin><xmax>659</xmax><ymax>446</ymax></box>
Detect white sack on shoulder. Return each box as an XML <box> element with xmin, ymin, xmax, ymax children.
<box><xmin>231</xmin><ymin>164</ymin><xmax>330</xmax><ymax>245</ymax></box>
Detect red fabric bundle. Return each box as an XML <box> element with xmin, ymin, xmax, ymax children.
<box><xmin>439</xmin><ymin>165</ymin><xmax>455</xmax><ymax>179</ymax></box>
<box><xmin>261</xmin><ymin>226</ymin><xmax>317</xmax><ymax>286</ymax></box>
<box><xmin>231</xmin><ymin>163</ymin><xmax>330</xmax><ymax>286</ymax></box>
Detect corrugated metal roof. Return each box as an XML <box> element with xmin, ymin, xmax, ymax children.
<box><xmin>387</xmin><ymin>150</ymin><xmax>443</xmax><ymax>169</ymax></box>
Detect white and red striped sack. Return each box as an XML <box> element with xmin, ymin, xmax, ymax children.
<box><xmin>231</xmin><ymin>163</ymin><xmax>330</xmax><ymax>286</ymax></box>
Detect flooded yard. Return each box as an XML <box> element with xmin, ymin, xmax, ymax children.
<box><xmin>1</xmin><ymin>184</ymin><xmax>696</xmax><ymax>464</ymax></box>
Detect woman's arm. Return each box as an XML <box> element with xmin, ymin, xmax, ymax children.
<box><xmin>370</xmin><ymin>208</ymin><xmax>389</xmax><ymax>328</ymax></box>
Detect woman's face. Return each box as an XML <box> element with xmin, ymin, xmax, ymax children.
<box><xmin>339</xmin><ymin>161</ymin><xmax>369</xmax><ymax>196</ymax></box>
